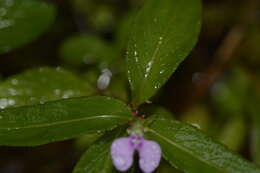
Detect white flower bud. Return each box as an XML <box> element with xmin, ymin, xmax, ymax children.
<box><xmin>97</xmin><ymin>68</ymin><xmax>112</xmax><ymax>90</ymax></box>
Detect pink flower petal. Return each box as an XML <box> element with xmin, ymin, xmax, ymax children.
<box><xmin>137</xmin><ymin>139</ymin><xmax>161</xmax><ymax>173</ymax></box>
<box><xmin>110</xmin><ymin>137</ymin><xmax>134</xmax><ymax>172</ymax></box>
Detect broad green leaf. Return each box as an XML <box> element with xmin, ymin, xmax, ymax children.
<box><xmin>0</xmin><ymin>96</ymin><xmax>132</xmax><ymax>146</ymax></box>
<box><xmin>127</xmin><ymin>0</ymin><xmax>201</xmax><ymax>106</ymax></box>
<box><xmin>0</xmin><ymin>0</ymin><xmax>56</xmax><ymax>53</ymax></box>
<box><xmin>60</xmin><ymin>35</ymin><xmax>116</xmax><ymax>66</ymax></box>
<box><xmin>0</xmin><ymin>67</ymin><xmax>95</xmax><ymax>109</ymax></box>
<box><xmin>145</xmin><ymin>119</ymin><xmax>260</xmax><ymax>173</ymax></box>
<box><xmin>73</xmin><ymin>128</ymin><xmax>125</xmax><ymax>173</ymax></box>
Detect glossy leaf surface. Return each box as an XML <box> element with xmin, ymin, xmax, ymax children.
<box><xmin>127</xmin><ymin>0</ymin><xmax>201</xmax><ymax>106</ymax></box>
<box><xmin>0</xmin><ymin>0</ymin><xmax>56</xmax><ymax>53</ymax></box>
<box><xmin>0</xmin><ymin>96</ymin><xmax>132</xmax><ymax>146</ymax></box>
<box><xmin>146</xmin><ymin>119</ymin><xmax>260</xmax><ymax>173</ymax></box>
<box><xmin>0</xmin><ymin>67</ymin><xmax>95</xmax><ymax>109</ymax></box>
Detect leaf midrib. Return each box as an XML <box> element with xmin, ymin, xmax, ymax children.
<box><xmin>147</xmin><ymin>128</ymin><xmax>227</xmax><ymax>173</ymax></box>
<box><xmin>134</xmin><ymin>6</ymin><xmax>171</xmax><ymax>104</ymax></box>
<box><xmin>1</xmin><ymin>115</ymin><xmax>130</xmax><ymax>130</ymax></box>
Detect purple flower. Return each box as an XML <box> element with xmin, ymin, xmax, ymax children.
<box><xmin>111</xmin><ymin>136</ymin><xmax>161</xmax><ymax>173</ymax></box>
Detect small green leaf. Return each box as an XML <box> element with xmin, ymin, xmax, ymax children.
<box><xmin>0</xmin><ymin>67</ymin><xmax>95</xmax><ymax>109</ymax></box>
<box><xmin>73</xmin><ymin>128</ymin><xmax>125</xmax><ymax>173</ymax></box>
<box><xmin>0</xmin><ymin>0</ymin><xmax>56</xmax><ymax>53</ymax></box>
<box><xmin>127</xmin><ymin>0</ymin><xmax>201</xmax><ymax>106</ymax></box>
<box><xmin>0</xmin><ymin>96</ymin><xmax>132</xmax><ymax>146</ymax></box>
<box><xmin>60</xmin><ymin>35</ymin><xmax>116</xmax><ymax>66</ymax></box>
<box><xmin>146</xmin><ymin>119</ymin><xmax>260</xmax><ymax>173</ymax></box>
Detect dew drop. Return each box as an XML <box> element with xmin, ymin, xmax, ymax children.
<box><xmin>0</xmin><ymin>98</ymin><xmax>15</xmax><ymax>109</ymax></box>
<box><xmin>159</xmin><ymin>70</ymin><xmax>165</xmax><ymax>74</ymax></box>
<box><xmin>135</xmin><ymin>57</ymin><xmax>139</xmax><ymax>62</ymax></box>
<box><xmin>145</xmin><ymin>61</ymin><xmax>153</xmax><ymax>75</ymax></box>
<box><xmin>0</xmin><ymin>19</ymin><xmax>14</xmax><ymax>29</ymax></box>
<box><xmin>8</xmin><ymin>99</ymin><xmax>15</xmax><ymax>105</ymax></box>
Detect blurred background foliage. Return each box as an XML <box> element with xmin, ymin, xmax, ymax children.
<box><xmin>0</xmin><ymin>0</ymin><xmax>259</xmax><ymax>172</ymax></box>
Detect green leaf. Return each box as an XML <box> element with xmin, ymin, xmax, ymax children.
<box><xmin>73</xmin><ymin>128</ymin><xmax>125</xmax><ymax>173</ymax></box>
<box><xmin>60</xmin><ymin>35</ymin><xmax>116</xmax><ymax>67</ymax></box>
<box><xmin>0</xmin><ymin>67</ymin><xmax>95</xmax><ymax>109</ymax></box>
<box><xmin>0</xmin><ymin>96</ymin><xmax>132</xmax><ymax>146</ymax></box>
<box><xmin>0</xmin><ymin>0</ymin><xmax>56</xmax><ymax>54</ymax></box>
<box><xmin>127</xmin><ymin>0</ymin><xmax>201</xmax><ymax>106</ymax></box>
<box><xmin>145</xmin><ymin>119</ymin><xmax>260</xmax><ymax>173</ymax></box>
